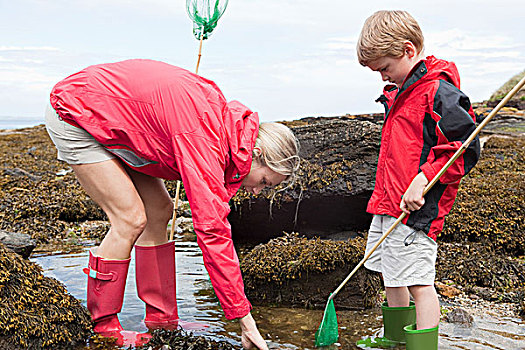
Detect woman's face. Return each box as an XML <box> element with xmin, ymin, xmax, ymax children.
<box><xmin>242</xmin><ymin>163</ymin><xmax>287</xmax><ymax>195</ymax></box>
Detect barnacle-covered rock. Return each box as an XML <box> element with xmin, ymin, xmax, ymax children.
<box><xmin>0</xmin><ymin>243</ymin><xmax>92</xmax><ymax>349</ymax></box>
<box><xmin>240</xmin><ymin>233</ymin><xmax>382</xmax><ymax>309</ymax></box>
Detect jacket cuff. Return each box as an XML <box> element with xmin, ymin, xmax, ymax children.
<box><xmin>222</xmin><ymin>299</ymin><xmax>253</xmax><ymax>320</ymax></box>
<box><xmin>420</xmin><ymin>162</ymin><xmax>437</xmax><ymax>183</ymax></box>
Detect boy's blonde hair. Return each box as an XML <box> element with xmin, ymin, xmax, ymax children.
<box><xmin>254</xmin><ymin>122</ymin><xmax>300</xmax><ymax>182</ymax></box>
<box><xmin>356</xmin><ymin>10</ymin><xmax>424</xmax><ymax>66</ymax></box>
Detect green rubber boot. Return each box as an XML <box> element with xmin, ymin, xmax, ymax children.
<box><xmin>403</xmin><ymin>323</ymin><xmax>439</xmax><ymax>350</ymax></box>
<box><xmin>381</xmin><ymin>301</ymin><xmax>416</xmax><ymax>343</ymax></box>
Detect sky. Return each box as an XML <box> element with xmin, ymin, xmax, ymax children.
<box><xmin>1</xmin><ymin>0</ymin><xmax>524</xmax><ymax>126</ymax></box>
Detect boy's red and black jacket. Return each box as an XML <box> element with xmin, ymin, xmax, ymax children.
<box><xmin>367</xmin><ymin>56</ymin><xmax>480</xmax><ymax>240</ymax></box>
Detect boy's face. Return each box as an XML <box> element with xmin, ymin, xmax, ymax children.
<box><xmin>367</xmin><ymin>42</ymin><xmax>423</xmax><ymax>88</ymax></box>
<box><xmin>367</xmin><ymin>55</ymin><xmax>415</xmax><ymax>88</ymax></box>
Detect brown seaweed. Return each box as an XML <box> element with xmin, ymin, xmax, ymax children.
<box><xmin>240</xmin><ymin>233</ymin><xmax>381</xmax><ymax>309</ymax></box>
<box><xmin>0</xmin><ymin>243</ymin><xmax>92</xmax><ymax>349</ymax></box>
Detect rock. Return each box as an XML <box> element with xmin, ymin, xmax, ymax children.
<box><xmin>445</xmin><ymin>307</ymin><xmax>474</xmax><ymax>327</ymax></box>
<box><xmin>2</xmin><ymin>167</ymin><xmax>41</xmax><ymax>181</ymax></box>
<box><xmin>470</xmin><ymin>286</ymin><xmax>500</xmax><ymax>301</ymax></box>
<box><xmin>435</xmin><ymin>281</ymin><xmax>462</xmax><ymax>298</ymax></box>
<box><xmin>437</xmin><ymin>241</ymin><xmax>525</xmax><ymax>300</ymax></box>
<box><xmin>175</xmin><ymin>217</ymin><xmax>194</xmax><ymax>234</ymax></box>
<box><xmin>240</xmin><ymin>233</ymin><xmax>382</xmax><ymax>310</ymax></box>
<box><xmin>0</xmin><ymin>229</ymin><xmax>36</xmax><ymax>258</ymax></box>
<box><xmin>487</xmin><ymin>70</ymin><xmax>525</xmax><ymax>110</ymax></box>
<box><xmin>229</xmin><ymin>115</ymin><xmax>382</xmax><ymax>242</ymax></box>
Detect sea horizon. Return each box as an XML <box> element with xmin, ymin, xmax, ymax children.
<box><xmin>0</xmin><ymin>116</ymin><xmax>44</xmax><ymax>130</ymax></box>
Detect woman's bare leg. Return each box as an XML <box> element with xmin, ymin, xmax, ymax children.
<box><xmin>71</xmin><ymin>159</ymin><xmax>147</xmax><ymax>259</ymax></box>
<box><xmin>125</xmin><ymin>168</ymin><xmax>173</xmax><ymax>246</ymax></box>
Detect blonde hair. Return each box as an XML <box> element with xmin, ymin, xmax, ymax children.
<box><xmin>356</xmin><ymin>10</ymin><xmax>424</xmax><ymax>66</ymax></box>
<box><xmin>254</xmin><ymin>122</ymin><xmax>300</xmax><ymax>183</ymax></box>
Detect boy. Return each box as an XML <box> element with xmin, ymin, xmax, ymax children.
<box><xmin>356</xmin><ymin>10</ymin><xmax>480</xmax><ymax>346</ymax></box>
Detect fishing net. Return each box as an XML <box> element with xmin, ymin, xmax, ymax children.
<box><xmin>314</xmin><ymin>297</ymin><xmax>339</xmax><ymax>347</ymax></box>
<box><xmin>186</xmin><ymin>0</ymin><xmax>229</xmax><ymax>40</ymax></box>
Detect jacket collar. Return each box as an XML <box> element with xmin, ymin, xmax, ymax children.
<box><xmin>377</xmin><ymin>56</ymin><xmax>462</xmax><ymax>114</ymax></box>
<box><xmin>398</xmin><ymin>60</ymin><xmax>428</xmax><ymax>95</ymax></box>
<box><xmin>222</xmin><ymin>100</ymin><xmax>259</xmax><ymax>197</ymax></box>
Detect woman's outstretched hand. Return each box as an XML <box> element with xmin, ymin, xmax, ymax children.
<box><xmin>239</xmin><ymin>312</ymin><xmax>269</xmax><ymax>350</ymax></box>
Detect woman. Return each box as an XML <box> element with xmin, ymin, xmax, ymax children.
<box><xmin>45</xmin><ymin>59</ymin><xmax>300</xmax><ymax>349</ymax></box>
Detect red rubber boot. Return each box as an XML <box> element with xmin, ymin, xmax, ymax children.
<box><xmin>135</xmin><ymin>242</ymin><xmax>180</xmax><ymax>330</ymax></box>
<box><xmin>83</xmin><ymin>248</ymin><xmax>151</xmax><ymax>346</ymax></box>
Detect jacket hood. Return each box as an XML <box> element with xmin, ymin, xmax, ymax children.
<box><xmin>421</xmin><ymin>56</ymin><xmax>461</xmax><ymax>89</ymax></box>
<box><xmin>222</xmin><ymin>100</ymin><xmax>259</xmax><ymax>195</ymax></box>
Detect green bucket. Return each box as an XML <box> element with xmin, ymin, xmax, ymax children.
<box><xmin>381</xmin><ymin>301</ymin><xmax>416</xmax><ymax>343</ymax></box>
<box><xmin>403</xmin><ymin>323</ymin><xmax>439</xmax><ymax>350</ymax></box>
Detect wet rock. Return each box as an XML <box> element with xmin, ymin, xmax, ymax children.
<box><xmin>229</xmin><ymin>115</ymin><xmax>382</xmax><ymax>242</ymax></box>
<box><xmin>444</xmin><ymin>307</ymin><xmax>474</xmax><ymax>326</ymax></box>
<box><xmin>240</xmin><ymin>233</ymin><xmax>382</xmax><ymax>310</ymax></box>
<box><xmin>435</xmin><ymin>281</ymin><xmax>462</xmax><ymax>298</ymax></box>
<box><xmin>0</xmin><ymin>243</ymin><xmax>92</xmax><ymax>349</ymax></box>
<box><xmin>0</xmin><ymin>229</ymin><xmax>36</xmax><ymax>258</ymax></box>
<box><xmin>474</xmin><ymin>105</ymin><xmax>525</xmax><ymax>136</ymax></box>
<box><xmin>469</xmin><ymin>286</ymin><xmax>501</xmax><ymax>301</ymax></box>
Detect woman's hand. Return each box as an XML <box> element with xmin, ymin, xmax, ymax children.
<box><xmin>239</xmin><ymin>312</ymin><xmax>269</xmax><ymax>350</ymax></box>
<box><xmin>400</xmin><ymin>172</ymin><xmax>429</xmax><ymax>214</ymax></box>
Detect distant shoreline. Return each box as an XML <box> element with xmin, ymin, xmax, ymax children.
<box><xmin>0</xmin><ymin>118</ymin><xmax>44</xmax><ymax>130</ymax></box>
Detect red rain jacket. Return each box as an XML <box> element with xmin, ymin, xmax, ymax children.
<box><xmin>50</xmin><ymin>59</ymin><xmax>258</xmax><ymax>320</ymax></box>
<box><xmin>367</xmin><ymin>56</ymin><xmax>480</xmax><ymax>240</ymax></box>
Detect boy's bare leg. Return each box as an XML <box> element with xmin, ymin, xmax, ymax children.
<box><xmin>385</xmin><ymin>286</ymin><xmax>410</xmax><ymax>307</ymax></box>
<box><xmin>125</xmin><ymin>168</ymin><xmax>174</xmax><ymax>246</ymax></box>
<box><xmin>409</xmin><ymin>285</ymin><xmax>440</xmax><ymax>329</ymax></box>
<box><xmin>71</xmin><ymin>159</ymin><xmax>147</xmax><ymax>260</ymax></box>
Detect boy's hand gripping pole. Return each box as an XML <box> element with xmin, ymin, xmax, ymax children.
<box><xmin>328</xmin><ymin>74</ymin><xmax>525</xmax><ymax>302</ymax></box>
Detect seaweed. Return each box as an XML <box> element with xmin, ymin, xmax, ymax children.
<box><xmin>0</xmin><ymin>243</ymin><xmax>92</xmax><ymax>349</ymax></box>
<box><xmin>136</xmin><ymin>329</ymin><xmax>237</xmax><ymax>350</ymax></box>
<box><xmin>240</xmin><ymin>233</ymin><xmax>381</xmax><ymax>309</ymax></box>
<box><xmin>441</xmin><ymin>136</ymin><xmax>525</xmax><ymax>256</ymax></box>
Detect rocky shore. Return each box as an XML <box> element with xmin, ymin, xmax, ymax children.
<box><xmin>0</xmin><ymin>83</ymin><xmax>523</xmax><ymax>348</ymax></box>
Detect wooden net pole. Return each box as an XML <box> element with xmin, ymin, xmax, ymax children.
<box><xmin>169</xmin><ymin>29</ymin><xmax>206</xmax><ymax>241</ymax></box>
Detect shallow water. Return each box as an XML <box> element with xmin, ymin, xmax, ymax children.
<box><xmin>31</xmin><ymin>234</ymin><xmax>525</xmax><ymax>349</ymax></box>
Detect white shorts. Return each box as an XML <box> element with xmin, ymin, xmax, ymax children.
<box><xmin>364</xmin><ymin>214</ymin><xmax>437</xmax><ymax>287</ymax></box>
<box><xmin>44</xmin><ymin>104</ymin><xmax>115</xmax><ymax>165</ymax></box>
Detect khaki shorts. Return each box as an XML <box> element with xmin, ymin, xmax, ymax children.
<box><xmin>44</xmin><ymin>104</ymin><xmax>115</xmax><ymax>164</ymax></box>
<box><xmin>364</xmin><ymin>214</ymin><xmax>437</xmax><ymax>287</ymax></box>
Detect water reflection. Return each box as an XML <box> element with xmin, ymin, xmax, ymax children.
<box><xmin>31</xmin><ymin>235</ymin><xmax>525</xmax><ymax>349</ymax></box>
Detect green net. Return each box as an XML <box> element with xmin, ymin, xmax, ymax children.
<box><xmin>186</xmin><ymin>0</ymin><xmax>229</xmax><ymax>40</ymax></box>
<box><xmin>314</xmin><ymin>298</ymin><xmax>339</xmax><ymax>347</ymax></box>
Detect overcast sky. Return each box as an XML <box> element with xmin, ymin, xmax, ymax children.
<box><xmin>1</xmin><ymin>0</ymin><xmax>524</xmax><ymax>125</ymax></box>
